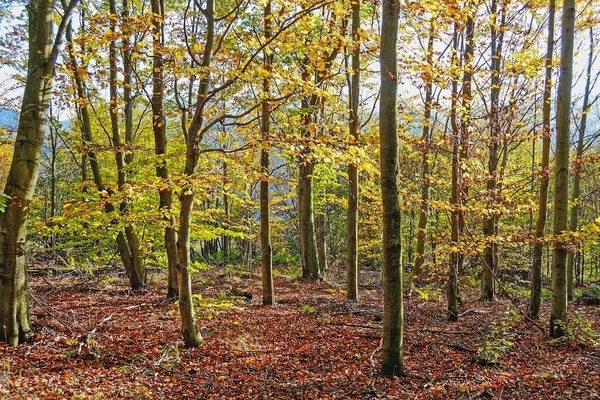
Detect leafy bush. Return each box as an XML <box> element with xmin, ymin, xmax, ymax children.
<box><xmin>475</xmin><ymin>316</ymin><xmax>516</xmax><ymax>366</ymax></box>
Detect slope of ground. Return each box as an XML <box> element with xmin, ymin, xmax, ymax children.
<box><xmin>0</xmin><ymin>272</ymin><xmax>598</xmax><ymax>399</ymax></box>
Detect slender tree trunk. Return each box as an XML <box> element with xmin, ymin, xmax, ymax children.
<box><xmin>0</xmin><ymin>0</ymin><xmax>77</xmax><ymax>346</ymax></box>
<box><xmin>298</xmin><ymin>9</ymin><xmax>343</xmax><ymax>281</ymax></box>
<box><xmin>108</xmin><ymin>0</ymin><xmax>145</xmax><ymax>289</ymax></box>
<box><xmin>316</xmin><ymin>213</ymin><xmax>327</xmax><ymax>276</ymax></box>
<box><xmin>173</xmin><ymin>0</ymin><xmax>218</xmax><ymax>348</ymax></box>
<box><xmin>550</xmin><ymin>0</ymin><xmax>575</xmax><ymax>339</ymax></box>
<box><xmin>150</xmin><ymin>0</ymin><xmax>178</xmax><ymax>299</ymax></box>
<box><xmin>567</xmin><ymin>27</ymin><xmax>595</xmax><ymax>300</ymax></box>
<box><xmin>261</xmin><ymin>0</ymin><xmax>275</xmax><ymax>306</ymax></box>
<box><xmin>414</xmin><ymin>19</ymin><xmax>435</xmax><ymax>276</ymax></box>
<box><xmin>482</xmin><ymin>0</ymin><xmax>505</xmax><ymax>301</ymax></box>
<box><xmin>298</xmin><ymin>86</ymin><xmax>320</xmax><ymax>279</ymax></box>
<box><xmin>448</xmin><ymin>23</ymin><xmax>461</xmax><ymax>322</ymax></box>
<box><xmin>298</xmin><ymin>160</ymin><xmax>320</xmax><ymax>279</ymax></box>
<box><xmin>223</xmin><ymin>163</ymin><xmax>230</xmax><ymax>264</ymax></box>
<box><xmin>177</xmin><ymin>191</ymin><xmax>202</xmax><ymax>347</ymax></box>
<box><xmin>346</xmin><ymin>0</ymin><xmax>361</xmax><ymax>300</ymax></box>
<box><xmin>529</xmin><ymin>0</ymin><xmax>555</xmax><ymax>319</ymax></box>
<box><xmin>380</xmin><ymin>0</ymin><xmax>403</xmax><ymax>378</ymax></box>
<box><xmin>66</xmin><ymin>15</ymin><xmax>136</xmax><ymax>284</ymax></box>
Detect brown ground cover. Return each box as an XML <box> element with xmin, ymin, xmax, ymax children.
<box><xmin>1</xmin><ymin>272</ymin><xmax>598</xmax><ymax>399</ymax></box>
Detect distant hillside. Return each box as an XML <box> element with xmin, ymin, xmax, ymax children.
<box><xmin>0</xmin><ymin>108</ymin><xmax>18</xmax><ymax>130</ymax></box>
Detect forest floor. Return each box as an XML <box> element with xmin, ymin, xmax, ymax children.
<box><xmin>1</xmin><ymin>269</ymin><xmax>599</xmax><ymax>399</ymax></box>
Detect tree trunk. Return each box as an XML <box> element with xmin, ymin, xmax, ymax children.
<box><xmin>261</xmin><ymin>0</ymin><xmax>275</xmax><ymax>306</ymax></box>
<box><xmin>529</xmin><ymin>0</ymin><xmax>555</xmax><ymax>319</ymax></box>
<box><xmin>150</xmin><ymin>0</ymin><xmax>178</xmax><ymax>299</ymax></box>
<box><xmin>316</xmin><ymin>213</ymin><xmax>327</xmax><ymax>276</ymax></box>
<box><xmin>223</xmin><ymin>163</ymin><xmax>231</xmax><ymax>264</ymax></box>
<box><xmin>173</xmin><ymin>0</ymin><xmax>217</xmax><ymax>348</ymax></box>
<box><xmin>177</xmin><ymin>191</ymin><xmax>202</xmax><ymax>347</ymax></box>
<box><xmin>550</xmin><ymin>0</ymin><xmax>575</xmax><ymax>339</ymax></box>
<box><xmin>414</xmin><ymin>19</ymin><xmax>435</xmax><ymax>276</ymax></box>
<box><xmin>380</xmin><ymin>0</ymin><xmax>403</xmax><ymax>378</ymax></box>
<box><xmin>297</xmin><ymin>8</ymin><xmax>343</xmax><ymax>281</ymax></box>
<box><xmin>0</xmin><ymin>0</ymin><xmax>78</xmax><ymax>346</ymax></box>
<box><xmin>448</xmin><ymin>22</ymin><xmax>461</xmax><ymax>322</ymax></box>
<box><xmin>482</xmin><ymin>0</ymin><xmax>504</xmax><ymax>301</ymax></box>
<box><xmin>298</xmin><ymin>159</ymin><xmax>320</xmax><ymax>279</ymax></box>
<box><xmin>109</xmin><ymin>0</ymin><xmax>145</xmax><ymax>290</ymax></box>
<box><xmin>346</xmin><ymin>0</ymin><xmax>360</xmax><ymax>300</ymax></box>
<box><xmin>567</xmin><ymin>26</ymin><xmax>595</xmax><ymax>300</ymax></box>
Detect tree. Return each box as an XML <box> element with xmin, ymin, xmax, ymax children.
<box><xmin>529</xmin><ymin>0</ymin><xmax>555</xmax><ymax>320</ymax></box>
<box><xmin>550</xmin><ymin>0</ymin><xmax>575</xmax><ymax>338</ymax></box>
<box><xmin>482</xmin><ymin>0</ymin><xmax>506</xmax><ymax>301</ymax></box>
<box><xmin>567</xmin><ymin>26</ymin><xmax>597</xmax><ymax>299</ymax></box>
<box><xmin>448</xmin><ymin>20</ymin><xmax>461</xmax><ymax>322</ymax></box>
<box><xmin>0</xmin><ymin>0</ymin><xmax>78</xmax><ymax>346</ymax></box>
<box><xmin>150</xmin><ymin>0</ymin><xmax>179</xmax><ymax>299</ymax></box>
<box><xmin>261</xmin><ymin>0</ymin><xmax>275</xmax><ymax>306</ymax></box>
<box><xmin>380</xmin><ymin>0</ymin><xmax>403</xmax><ymax>378</ymax></box>
<box><xmin>414</xmin><ymin>18</ymin><xmax>435</xmax><ymax>277</ymax></box>
<box><xmin>297</xmin><ymin>3</ymin><xmax>344</xmax><ymax>280</ymax></box>
<box><xmin>346</xmin><ymin>0</ymin><xmax>360</xmax><ymax>300</ymax></box>
<box><xmin>108</xmin><ymin>0</ymin><xmax>145</xmax><ymax>290</ymax></box>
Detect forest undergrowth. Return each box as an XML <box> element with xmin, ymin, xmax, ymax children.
<box><xmin>0</xmin><ymin>268</ymin><xmax>598</xmax><ymax>399</ymax></box>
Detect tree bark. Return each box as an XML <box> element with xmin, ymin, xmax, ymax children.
<box><xmin>529</xmin><ymin>0</ymin><xmax>555</xmax><ymax>319</ymax></box>
<box><xmin>567</xmin><ymin>27</ymin><xmax>595</xmax><ymax>300</ymax></box>
<box><xmin>346</xmin><ymin>0</ymin><xmax>360</xmax><ymax>300</ymax></box>
<box><xmin>550</xmin><ymin>0</ymin><xmax>575</xmax><ymax>339</ymax></box>
<box><xmin>316</xmin><ymin>213</ymin><xmax>327</xmax><ymax>276</ymax></box>
<box><xmin>109</xmin><ymin>0</ymin><xmax>145</xmax><ymax>290</ymax></box>
<box><xmin>448</xmin><ymin>22</ymin><xmax>461</xmax><ymax>322</ymax></box>
<box><xmin>261</xmin><ymin>0</ymin><xmax>275</xmax><ymax>306</ymax></box>
<box><xmin>0</xmin><ymin>0</ymin><xmax>78</xmax><ymax>346</ymax></box>
<box><xmin>150</xmin><ymin>0</ymin><xmax>178</xmax><ymax>299</ymax></box>
<box><xmin>298</xmin><ymin>8</ymin><xmax>343</xmax><ymax>280</ymax></box>
<box><xmin>298</xmin><ymin>94</ymin><xmax>320</xmax><ymax>279</ymax></box>
<box><xmin>414</xmin><ymin>19</ymin><xmax>435</xmax><ymax>276</ymax></box>
<box><xmin>173</xmin><ymin>0</ymin><xmax>219</xmax><ymax>348</ymax></box>
<box><xmin>482</xmin><ymin>0</ymin><xmax>505</xmax><ymax>301</ymax></box>
<box><xmin>380</xmin><ymin>0</ymin><xmax>403</xmax><ymax>378</ymax></box>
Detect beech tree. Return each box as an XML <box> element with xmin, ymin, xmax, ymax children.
<box><xmin>346</xmin><ymin>0</ymin><xmax>360</xmax><ymax>300</ymax></box>
<box><xmin>261</xmin><ymin>0</ymin><xmax>275</xmax><ymax>306</ymax></box>
<box><xmin>380</xmin><ymin>0</ymin><xmax>403</xmax><ymax>377</ymax></box>
<box><xmin>0</xmin><ymin>0</ymin><xmax>78</xmax><ymax>345</ymax></box>
<box><xmin>150</xmin><ymin>0</ymin><xmax>179</xmax><ymax>299</ymax></box>
<box><xmin>567</xmin><ymin>26</ymin><xmax>597</xmax><ymax>299</ymax></box>
<box><xmin>529</xmin><ymin>0</ymin><xmax>555</xmax><ymax>320</ymax></box>
<box><xmin>550</xmin><ymin>0</ymin><xmax>575</xmax><ymax>338</ymax></box>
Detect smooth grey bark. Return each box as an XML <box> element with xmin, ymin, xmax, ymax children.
<box><xmin>66</xmin><ymin>15</ymin><xmax>136</xmax><ymax>288</ymax></box>
<box><xmin>482</xmin><ymin>0</ymin><xmax>505</xmax><ymax>301</ymax></box>
<box><xmin>150</xmin><ymin>0</ymin><xmax>178</xmax><ymax>299</ymax></box>
<box><xmin>298</xmin><ymin>8</ymin><xmax>343</xmax><ymax>280</ymax></box>
<box><xmin>298</xmin><ymin>157</ymin><xmax>320</xmax><ymax>279</ymax></box>
<box><xmin>346</xmin><ymin>0</ymin><xmax>360</xmax><ymax>300</ymax></box>
<box><xmin>109</xmin><ymin>0</ymin><xmax>145</xmax><ymax>290</ymax></box>
<box><xmin>567</xmin><ymin>27</ymin><xmax>595</xmax><ymax>300</ymax></box>
<box><xmin>223</xmin><ymin>163</ymin><xmax>231</xmax><ymax>264</ymax></box>
<box><xmin>174</xmin><ymin>0</ymin><xmax>221</xmax><ymax>348</ymax></box>
<box><xmin>550</xmin><ymin>0</ymin><xmax>575</xmax><ymax>339</ymax></box>
<box><xmin>448</xmin><ymin>23</ymin><xmax>461</xmax><ymax>322</ymax></box>
<box><xmin>380</xmin><ymin>0</ymin><xmax>403</xmax><ymax>378</ymax></box>
<box><xmin>414</xmin><ymin>19</ymin><xmax>435</xmax><ymax>276</ymax></box>
<box><xmin>529</xmin><ymin>0</ymin><xmax>555</xmax><ymax>319</ymax></box>
<box><xmin>261</xmin><ymin>0</ymin><xmax>275</xmax><ymax>306</ymax></box>
<box><xmin>0</xmin><ymin>0</ymin><xmax>78</xmax><ymax>346</ymax></box>
<box><xmin>316</xmin><ymin>213</ymin><xmax>327</xmax><ymax>275</ymax></box>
